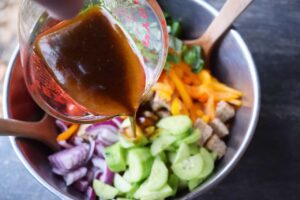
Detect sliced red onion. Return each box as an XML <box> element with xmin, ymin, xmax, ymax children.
<box><xmin>73</xmin><ymin>136</ymin><xmax>84</xmax><ymax>146</ymax></box>
<box><xmin>73</xmin><ymin>179</ymin><xmax>89</xmax><ymax>192</ymax></box>
<box><xmin>91</xmin><ymin>157</ymin><xmax>106</xmax><ymax>169</ymax></box>
<box><xmin>52</xmin><ymin>167</ymin><xmax>69</xmax><ymax>176</ymax></box>
<box><xmin>95</xmin><ymin>143</ymin><xmax>105</xmax><ymax>157</ymax></box>
<box><xmin>48</xmin><ymin>144</ymin><xmax>89</xmax><ymax>171</ymax></box>
<box><xmin>112</xmin><ymin>117</ymin><xmax>123</xmax><ymax>128</ymax></box>
<box><xmin>85</xmin><ymin>139</ymin><xmax>95</xmax><ymax>163</ymax></box>
<box><xmin>55</xmin><ymin>120</ymin><xmax>68</xmax><ymax>132</ymax></box>
<box><xmin>76</xmin><ymin>124</ymin><xmax>93</xmax><ymax>137</ymax></box>
<box><xmin>58</xmin><ymin>140</ymin><xmax>74</xmax><ymax>149</ymax></box>
<box><xmin>86</xmin><ymin>120</ymin><xmax>118</xmax><ymax>132</ymax></box>
<box><xmin>86</xmin><ymin>167</ymin><xmax>96</xmax><ymax>183</ymax></box>
<box><xmin>63</xmin><ymin>167</ymin><xmax>87</xmax><ymax>186</ymax></box>
<box><xmin>100</xmin><ymin>165</ymin><xmax>114</xmax><ymax>185</ymax></box>
<box><xmin>98</xmin><ymin>127</ymin><xmax>119</xmax><ymax>144</ymax></box>
<box><xmin>86</xmin><ymin>186</ymin><xmax>96</xmax><ymax>200</ymax></box>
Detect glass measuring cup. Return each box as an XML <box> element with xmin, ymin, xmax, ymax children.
<box><xmin>18</xmin><ymin>0</ymin><xmax>168</xmax><ymax>123</ymax></box>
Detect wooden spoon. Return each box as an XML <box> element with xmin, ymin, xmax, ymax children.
<box><xmin>184</xmin><ymin>0</ymin><xmax>253</xmax><ymax>64</ymax></box>
<box><xmin>0</xmin><ymin>114</ymin><xmax>59</xmax><ymax>150</ymax></box>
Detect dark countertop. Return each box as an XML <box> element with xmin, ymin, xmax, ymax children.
<box><xmin>1</xmin><ymin>0</ymin><xmax>300</xmax><ymax>199</ymax></box>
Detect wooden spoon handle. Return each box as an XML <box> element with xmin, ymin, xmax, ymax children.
<box><xmin>0</xmin><ymin>118</ymin><xmax>41</xmax><ymax>138</ymax></box>
<box><xmin>190</xmin><ymin>0</ymin><xmax>253</xmax><ymax>54</ymax></box>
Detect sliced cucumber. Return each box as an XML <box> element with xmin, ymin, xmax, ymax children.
<box><xmin>189</xmin><ymin>144</ymin><xmax>200</xmax><ymax>155</ymax></box>
<box><xmin>188</xmin><ymin>178</ymin><xmax>204</xmax><ymax>191</ymax></box>
<box><xmin>173</xmin><ymin>143</ymin><xmax>190</xmax><ymax>164</ymax></box>
<box><xmin>151</xmin><ymin>134</ymin><xmax>176</xmax><ymax>156</ymax></box>
<box><xmin>134</xmin><ymin>183</ymin><xmax>173</xmax><ymax>200</ymax></box>
<box><xmin>146</xmin><ymin>157</ymin><xmax>168</xmax><ymax>191</ymax></box>
<box><xmin>125</xmin><ymin>183</ymin><xmax>140</xmax><ymax>198</ymax></box>
<box><xmin>198</xmin><ymin>148</ymin><xmax>214</xmax><ymax>179</ymax></box>
<box><xmin>211</xmin><ymin>151</ymin><xmax>218</xmax><ymax>161</ymax></box>
<box><xmin>158</xmin><ymin>152</ymin><xmax>167</xmax><ymax>163</ymax></box>
<box><xmin>104</xmin><ymin>142</ymin><xmax>126</xmax><ymax>172</ymax></box>
<box><xmin>178</xmin><ymin>179</ymin><xmax>188</xmax><ymax>190</ymax></box>
<box><xmin>124</xmin><ymin>148</ymin><xmax>153</xmax><ymax>183</ymax></box>
<box><xmin>168</xmin><ymin>174</ymin><xmax>179</xmax><ymax>196</ymax></box>
<box><xmin>166</xmin><ymin>144</ymin><xmax>178</xmax><ymax>152</ymax></box>
<box><xmin>175</xmin><ymin>128</ymin><xmax>201</xmax><ymax>146</ymax></box>
<box><xmin>167</xmin><ymin>152</ymin><xmax>176</xmax><ymax>164</ymax></box>
<box><xmin>120</xmin><ymin>136</ymin><xmax>135</xmax><ymax>149</ymax></box>
<box><xmin>172</xmin><ymin>153</ymin><xmax>204</xmax><ymax>180</ymax></box>
<box><xmin>114</xmin><ymin>173</ymin><xmax>132</xmax><ymax>193</ymax></box>
<box><xmin>157</xmin><ymin>115</ymin><xmax>192</xmax><ymax>135</ymax></box>
<box><xmin>93</xmin><ymin>179</ymin><xmax>119</xmax><ymax>199</ymax></box>
<box><xmin>117</xmin><ymin>198</ymin><xmax>133</xmax><ymax>200</ymax></box>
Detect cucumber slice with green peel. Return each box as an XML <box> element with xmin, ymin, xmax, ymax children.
<box><xmin>198</xmin><ymin>148</ymin><xmax>214</xmax><ymax>179</ymax></box>
<box><xmin>167</xmin><ymin>152</ymin><xmax>176</xmax><ymax>164</ymax></box>
<box><xmin>168</xmin><ymin>174</ymin><xmax>179</xmax><ymax>196</ymax></box>
<box><xmin>134</xmin><ymin>183</ymin><xmax>173</xmax><ymax>200</ymax></box>
<box><xmin>120</xmin><ymin>136</ymin><xmax>135</xmax><ymax>149</ymax></box>
<box><xmin>166</xmin><ymin>144</ymin><xmax>178</xmax><ymax>152</ymax></box>
<box><xmin>104</xmin><ymin>142</ymin><xmax>126</xmax><ymax>172</ymax></box>
<box><xmin>211</xmin><ymin>151</ymin><xmax>218</xmax><ymax>161</ymax></box>
<box><xmin>158</xmin><ymin>152</ymin><xmax>167</xmax><ymax>163</ymax></box>
<box><xmin>125</xmin><ymin>148</ymin><xmax>153</xmax><ymax>183</ymax></box>
<box><xmin>151</xmin><ymin>134</ymin><xmax>176</xmax><ymax>156</ymax></box>
<box><xmin>189</xmin><ymin>144</ymin><xmax>200</xmax><ymax>155</ymax></box>
<box><xmin>157</xmin><ymin>115</ymin><xmax>192</xmax><ymax>135</ymax></box>
<box><xmin>172</xmin><ymin>153</ymin><xmax>204</xmax><ymax>180</ymax></box>
<box><xmin>125</xmin><ymin>183</ymin><xmax>140</xmax><ymax>198</ymax></box>
<box><xmin>188</xmin><ymin>178</ymin><xmax>204</xmax><ymax>191</ymax></box>
<box><xmin>114</xmin><ymin>173</ymin><xmax>132</xmax><ymax>193</ymax></box>
<box><xmin>93</xmin><ymin>179</ymin><xmax>119</xmax><ymax>199</ymax></box>
<box><xmin>175</xmin><ymin>128</ymin><xmax>201</xmax><ymax>146</ymax></box>
<box><xmin>146</xmin><ymin>157</ymin><xmax>169</xmax><ymax>191</ymax></box>
<box><xmin>149</xmin><ymin>128</ymin><xmax>170</xmax><ymax>142</ymax></box>
<box><xmin>173</xmin><ymin>143</ymin><xmax>190</xmax><ymax>164</ymax></box>
<box><xmin>117</xmin><ymin>198</ymin><xmax>134</xmax><ymax>200</ymax></box>
<box><xmin>178</xmin><ymin>179</ymin><xmax>188</xmax><ymax>190</ymax></box>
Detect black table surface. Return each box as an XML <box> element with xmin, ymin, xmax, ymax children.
<box><xmin>1</xmin><ymin>0</ymin><xmax>300</xmax><ymax>199</ymax></box>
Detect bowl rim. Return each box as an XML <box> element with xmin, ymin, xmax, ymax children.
<box><xmin>3</xmin><ymin>0</ymin><xmax>260</xmax><ymax>199</ymax></box>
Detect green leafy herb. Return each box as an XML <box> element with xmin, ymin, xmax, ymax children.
<box><xmin>183</xmin><ymin>45</ymin><xmax>204</xmax><ymax>73</ymax></box>
<box><xmin>171</xmin><ymin>21</ymin><xmax>182</xmax><ymax>37</ymax></box>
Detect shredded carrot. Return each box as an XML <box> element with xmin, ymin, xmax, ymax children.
<box><xmin>212</xmin><ymin>91</ymin><xmax>241</xmax><ymax>101</ymax></box>
<box><xmin>171</xmin><ymin>98</ymin><xmax>183</xmax><ymax>115</ymax></box>
<box><xmin>202</xmin><ymin>115</ymin><xmax>210</xmax><ymax>123</ymax></box>
<box><xmin>169</xmin><ymin>69</ymin><xmax>193</xmax><ymax>110</ymax></box>
<box><xmin>211</xmin><ymin>78</ymin><xmax>243</xmax><ymax>96</ymax></box>
<box><xmin>56</xmin><ymin>124</ymin><xmax>79</xmax><ymax>141</ymax></box>
<box><xmin>228</xmin><ymin>99</ymin><xmax>243</xmax><ymax>107</ymax></box>
<box><xmin>204</xmin><ymin>95</ymin><xmax>215</xmax><ymax>120</ymax></box>
<box><xmin>199</xmin><ymin>70</ymin><xmax>212</xmax><ymax>85</ymax></box>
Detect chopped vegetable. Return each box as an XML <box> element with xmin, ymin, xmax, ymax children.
<box><xmin>56</xmin><ymin>124</ymin><xmax>79</xmax><ymax>141</ymax></box>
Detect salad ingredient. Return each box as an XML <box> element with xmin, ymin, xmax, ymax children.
<box><xmin>56</xmin><ymin>124</ymin><xmax>79</xmax><ymax>141</ymax></box>
<box><xmin>168</xmin><ymin>174</ymin><xmax>179</xmax><ymax>195</ymax></box>
<box><xmin>93</xmin><ymin>179</ymin><xmax>119</xmax><ymax>199</ymax></box>
<box><xmin>188</xmin><ymin>178</ymin><xmax>204</xmax><ymax>191</ymax></box>
<box><xmin>151</xmin><ymin>134</ymin><xmax>176</xmax><ymax>156</ymax></box>
<box><xmin>63</xmin><ymin>167</ymin><xmax>87</xmax><ymax>186</ymax></box>
<box><xmin>198</xmin><ymin>148</ymin><xmax>214</xmax><ymax>179</ymax></box>
<box><xmin>48</xmin><ymin>143</ymin><xmax>89</xmax><ymax>171</ymax></box>
<box><xmin>134</xmin><ymin>182</ymin><xmax>173</xmax><ymax>200</ymax></box>
<box><xmin>104</xmin><ymin>143</ymin><xmax>126</xmax><ymax>172</ymax></box>
<box><xmin>114</xmin><ymin>174</ymin><xmax>133</xmax><ymax>193</ymax></box>
<box><xmin>206</xmin><ymin>134</ymin><xmax>226</xmax><ymax>158</ymax></box>
<box><xmin>216</xmin><ymin>101</ymin><xmax>235</xmax><ymax>122</ymax></box>
<box><xmin>209</xmin><ymin>118</ymin><xmax>229</xmax><ymax>138</ymax></box>
<box><xmin>194</xmin><ymin>118</ymin><xmax>213</xmax><ymax>145</ymax></box>
<box><xmin>175</xmin><ymin>128</ymin><xmax>201</xmax><ymax>146</ymax></box>
<box><xmin>124</xmin><ymin>147</ymin><xmax>153</xmax><ymax>183</ymax></box>
<box><xmin>173</xmin><ymin>143</ymin><xmax>190</xmax><ymax>164</ymax></box>
<box><xmin>157</xmin><ymin>115</ymin><xmax>192</xmax><ymax>135</ymax></box>
<box><xmin>172</xmin><ymin>154</ymin><xmax>204</xmax><ymax>180</ymax></box>
<box><xmin>145</xmin><ymin>157</ymin><xmax>168</xmax><ymax>191</ymax></box>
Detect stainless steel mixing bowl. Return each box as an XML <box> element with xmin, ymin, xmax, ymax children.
<box><xmin>2</xmin><ymin>0</ymin><xmax>260</xmax><ymax>199</ymax></box>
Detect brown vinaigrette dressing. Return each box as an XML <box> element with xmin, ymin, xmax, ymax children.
<box><xmin>34</xmin><ymin>6</ymin><xmax>145</xmax><ymax>118</ymax></box>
